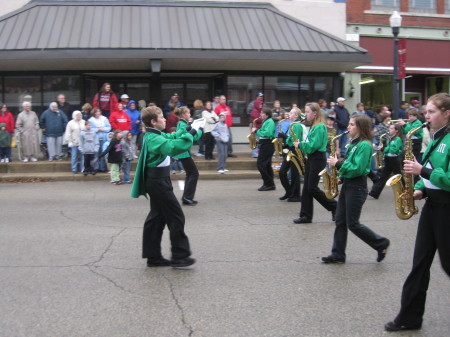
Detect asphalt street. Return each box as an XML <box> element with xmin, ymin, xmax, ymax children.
<box><xmin>0</xmin><ymin>178</ymin><xmax>448</xmax><ymax>337</ymax></box>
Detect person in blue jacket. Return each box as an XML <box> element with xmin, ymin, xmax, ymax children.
<box><xmin>39</xmin><ymin>102</ymin><xmax>68</xmax><ymax>161</ymax></box>
<box><xmin>126</xmin><ymin>100</ymin><xmax>141</xmax><ymax>158</ymax></box>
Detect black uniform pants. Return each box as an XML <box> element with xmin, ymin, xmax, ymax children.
<box><xmin>180</xmin><ymin>156</ymin><xmax>199</xmax><ymax>200</ymax></box>
<box><xmin>257</xmin><ymin>139</ymin><xmax>274</xmax><ymax>187</ymax></box>
<box><xmin>394</xmin><ymin>198</ymin><xmax>450</xmax><ymax>327</ymax></box>
<box><xmin>331</xmin><ymin>176</ymin><xmax>388</xmax><ymax>259</ymax></box>
<box><xmin>142</xmin><ymin>169</ymin><xmax>191</xmax><ymax>260</ymax></box>
<box><xmin>299</xmin><ymin>151</ymin><xmax>337</xmax><ymax>219</ymax></box>
<box><xmin>279</xmin><ymin>155</ymin><xmax>301</xmax><ymax>197</ymax></box>
<box><xmin>204</xmin><ymin>132</ymin><xmax>215</xmax><ymax>159</ymax></box>
<box><xmin>369</xmin><ymin>156</ymin><xmax>402</xmax><ymax>199</ymax></box>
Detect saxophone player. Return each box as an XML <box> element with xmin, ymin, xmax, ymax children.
<box><xmin>277</xmin><ymin>108</ymin><xmax>303</xmax><ymax>202</ymax></box>
<box><xmin>252</xmin><ymin>107</ymin><xmax>276</xmax><ymax>191</ymax></box>
<box><xmin>368</xmin><ymin>124</ymin><xmax>403</xmax><ymax>199</ymax></box>
<box><xmin>321</xmin><ymin>114</ymin><xmax>390</xmax><ymax>264</ymax></box>
<box><xmin>385</xmin><ymin>93</ymin><xmax>450</xmax><ymax>332</ymax></box>
<box><xmin>293</xmin><ymin>102</ymin><xmax>337</xmax><ymax>224</ymax></box>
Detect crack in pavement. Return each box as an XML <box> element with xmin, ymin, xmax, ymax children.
<box><xmin>162</xmin><ymin>274</ymin><xmax>194</xmax><ymax>337</ymax></box>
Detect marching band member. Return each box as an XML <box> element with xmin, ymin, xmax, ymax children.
<box><xmin>368</xmin><ymin>123</ymin><xmax>403</xmax><ymax>199</ymax></box>
<box><xmin>252</xmin><ymin>107</ymin><xmax>276</xmax><ymax>191</ymax></box>
<box><xmin>321</xmin><ymin>114</ymin><xmax>390</xmax><ymax>264</ymax></box>
<box><xmin>173</xmin><ymin>106</ymin><xmax>203</xmax><ymax>205</ymax></box>
<box><xmin>385</xmin><ymin>93</ymin><xmax>450</xmax><ymax>332</ymax></box>
<box><xmin>278</xmin><ymin>107</ymin><xmax>303</xmax><ymax>202</ymax></box>
<box><xmin>293</xmin><ymin>102</ymin><xmax>337</xmax><ymax>224</ymax></box>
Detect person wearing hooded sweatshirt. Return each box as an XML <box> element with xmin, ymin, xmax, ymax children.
<box><xmin>109</xmin><ymin>103</ymin><xmax>131</xmax><ymax>133</ymax></box>
<box><xmin>126</xmin><ymin>100</ymin><xmax>141</xmax><ymax>158</ymax></box>
<box><xmin>39</xmin><ymin>102</ymin><xmax>68</xmax><ymax>161</ymax></box>
<box><xmin>65</xmin><ymin>110</ymin><xmax>86</xmax><ymax>173</ymax></box>
<box><xmin>88</xmin><ymin>107</ymin><xmax>111</xmax><ymax>172</ymax></box>
<box><xmin>79</xmin><ymin>121</ymin><xmax>100</xmax><ymax>175</ymax></box>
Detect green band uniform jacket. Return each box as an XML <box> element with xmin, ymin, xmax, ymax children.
<box><xmin>286</xmin><ymin>122</ymin><xmax>304</xmax><ymax>147</ymax></box>
<box><xmin>173</xmin><ymin>119</ymin><xmax>203</xmax><ymax>159</ymax></box>
<box><xmin>403</xmin><ymin>119</ymin><xmax>423</xmax><ymax>140</ymax></box>
<box><xmin>300</xmin><ymin>123</ymin><xmax>327</xmax><ymax>154</ymax></box>
<box><xmin>256</xmin><ymin>118</ymin><xmax>276</xmax><ymax>139</ymax></box>
<box><xmin>383</xmin><ymin>137</ymin><xmax>403</xmax><ymax>157</ymax></box>
<box><xmin>336</xmin><ymin>138</ymin><xmax>372</xmax><ymax>179</ymax></box>
<box><xmin>130</xmin><ymin>128</ymin><xmax>194</xmax><ymax>198</ymax></box>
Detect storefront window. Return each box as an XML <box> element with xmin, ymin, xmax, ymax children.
<box><xmin>227</xmin><ymin>76</ymin><xmax>263</xmax><ymax>125</ymax></box>
<box><xmin>360</xmin><ymin>74</ymin><xmax>393</xmax><ymax>112</ymax></box>
<box><xmin>4</xmin><ymin>76</ymin><xmax>42</xmax><ymax>117</ymax></box>
<box><xmin>264</xmin><ymin>76</ymin><xmax>299</xmax><ymax>111</ymax></box>
<box><xmin>43</xmin><ymin>75</ymin><xmax>81</xmax><ymax>109</ymax></box>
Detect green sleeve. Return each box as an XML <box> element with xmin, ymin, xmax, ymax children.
<box><xmin>403</xmin><ymin>120</ymin><xmax>423</xmax><ymax>138</ymax></box>
<box><xmin>300</xmin><ymin>124</ymin><xmax>327</xmax><ymax>154</ymax></box>
<box><xmin>338</xmin><ymin>141</ymin><xmax>372</xmax><ymax>178</ymax></box>
<box><xmin>256</xmin><ymin>119</ymin><xmax>276</xmax><ymax>138</ymax></box>
<box><xmin>286</xmin><ymin>123</ymin><xmax>303</xmax><ymax>147</ymax></box>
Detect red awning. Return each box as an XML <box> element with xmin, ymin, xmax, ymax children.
<box><xmin>354</xmin><ymin>37</ymin><xmax>450</xmax><ymax>75</ymax></box>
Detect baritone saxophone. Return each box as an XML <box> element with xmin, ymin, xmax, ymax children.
<box><xmin>319</xmin><ymin>131</ymin><xmax>349</xmax><ymax>199</ymax></box>
<box><xmin>286</xmin><ymin>121</ymin><xmax>305</xmax><ymax>175</ymax></box>
<box><xmin>386</xmin><ymin>122</ymin><xmax>427</xmax><ymax>220</ymax></box>
<box><xmin>247</xmin><ymin>118</ymin><xmax>259</xmax><ymax>150</ymax></box>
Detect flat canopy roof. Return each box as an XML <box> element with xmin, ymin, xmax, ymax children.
<box><xmin>0</xmin><ymin>0</ymin><xmax>371</xmax><ymax>72</ymax></box>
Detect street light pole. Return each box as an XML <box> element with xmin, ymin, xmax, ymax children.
<box><xmin>390</xmin><ymin>11</ymin><xmax>402</xmax><ymax>120</ymax></box>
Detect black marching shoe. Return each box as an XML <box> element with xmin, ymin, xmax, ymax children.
<box><xmin>258</xmin><ymin>185</ymin><xmax>276</xmax><ymax>191</ymax></box>
<box><xmin>279</xmin><ymin>194</ymin><xmax>289</xmax><ymax>200</ymax></box>
<box><xmin>182</xmin><ymin>197</ymin><xmax>198</xmax><ymax>206</ymax></box>
<box><xmin>147</xmin><ymin>258</ymin><xmax>171</xmax><ymax>267</ymax></box>
<box><xmin>321</xmin><ymin>255</ymin><xmax>345</xmax><ymax>264</ymax></box>
<box><xmin>293</xmin><ymin>217</ymin><xmax>312</xmax><ymax>224</ymax></box>
<box><xmin>171</xmin><ymin>257</ymin><xmax>196</xmax><ymax>268</ymax></box>
<box><xmin>287</xmin><ymin>196</ymin><xmax>301</xmax><ymax>202</ymax></box>
<box><xmin>384</xmin><ymin>321</ymin><xmax>421</xmax><ymax>332</ymax></box>
<box><xmin>377</xmin><ymin>239</ymin><xmax>390</xmax><ymax>262</ymax></box>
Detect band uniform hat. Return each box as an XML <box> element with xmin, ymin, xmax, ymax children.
<box><xmin>336</xmin><ymin>97</ymin><xmax>346</xmax><ymax>102</ymax></box>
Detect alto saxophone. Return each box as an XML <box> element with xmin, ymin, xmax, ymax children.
<box><xmin>373</xmin><ymin>133</ymin><xmax>387</xmax><ymax>170</ymax></box>
<box><xmin>386</xmin><ymin>122</ymin><xmax>428</xmax><ymax>220</ymax></box>
<box><xmin>286</xmin><ymin>121</ymin><xmax>306</xmax><ymax>175</ymax></box>
<box><xmin>272</xmin><ymin>119</ymin><xmax>286</xmax><ymax>156</ymax></box>
<box><xmin>247</xmin><ymin>118</ymin><xmax>259</xmax><ymax>150</ymax></box>
<box><xmin>319</xmin><ymin>131</ymin><xmax>349</xmax><ymax>199</ymax></box>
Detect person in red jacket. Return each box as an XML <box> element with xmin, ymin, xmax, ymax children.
<box><xmin>165</xmin><ymin>103</ymin><xmax>179</xmax><ymax>133</ymax></box>
<box><xmin>92</xmin><ymin>83</ymin><xmax>118</xmax><ymax>119</ymax></box>
<box><xmin>109</xmin><ymin>103</ymin><xmax>131</xmax><ymax>132</ymax></box>
<box><xmin>0</xmin><ymin>103</ymin><xmax>15</xmax><ymax>161</ymax></box>
<box><xmin>214</xmin><ymin>95</ymin><xmax>236</xmax><ymax>157</ymax></box>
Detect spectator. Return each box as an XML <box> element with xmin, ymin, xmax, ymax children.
<box><xmin>0</xmin><ymin>123</ymin><xmax>10</xmax><ymax>163</ymax></box>
<box><xmin>125</xmin><ymin>100</ymin><xmax>141</xmax><ymax>158</ymax></box>
<box><xmin>163</xmin><ymin>93</ymin><xmax>185</xmax><ymax>118</ymax></box>
<box><xmin>121</xmin><ymin>131</ymin><xmax>133</xmax><ymax>184</ymax></box>
<box><xmin>409</xmin><ymin>99</ymin><xmax>421</xmax><ymax>110</ymax></box>
<box><xmin>57</xmin><ymin>94</ymin><xmax>72</xmax><ymax>121</ymax></box>
<box><xmin>212</xmin><ymin>95</ymin><xmax>221</xmax><ymax>110</ymax></box>
<box><xmin>99</xmin><ymin>129</ymin><xmax>123</xmax><ymax>185</ymax></box>
<box><xmin>81</xmin><ymin>103</ymin><xmax>92</xmax><ymax>121</ymax></box>
<box><xmin>120</xmin><ymin>94</ymin><xmax>130</xmax><ymax>109</ymax></box>
<box><xmin>192</xmin><ymin>99</ymin><xmax>205</xmax><ymax>157</ymax></box>
<box><xmin>211</xmin><ymin>113</ymin><xmax>230</xmax><ymax>173</ymax></box>
<box><xmin>165</xmin><ymin>103</ymin><xmax>179</xmax><ymax>133</ymax></box>
<box><xmin>374</xmin><ymin>113</ymin><xmax>391</xmax><ymax>147</ymax></box>
<box><xmin>65</xmin><ymin>110</ymin><xmax>85</xmax><ymax>174</ymax></box>
<box><xmin>399</xmin><ymin>100</ymin><xmax>409</xmax><ymax>119</ymax></box>
<box><xmin>15</xmin><ymin>102</ymin><xmax>40</xmax><ymax>162</ymax></box>
<box><xmin>334</xmin><ymin>97</ymin><xmax>350</xmax><ymax>155</ymax></box>
<box><xmin>250</xmin><ymin>93</ymin><xmax>264</xmax><ymax>158</ymax></box>
<box><xmin>214</xmin><ymin>95</ymin><xmax>236</xmax><ymax>157</ymax></box>
<box><xmin>353</xmin><ymin>102</ymin><xmax>375</xmax><ymax>123</ymax></box>
<box><xmin>202</xmin><ymin>101</ymin><xmax>219</xmax><ymax>160</ymax></box>
<box><xmin>79</xmin><ymin>121</ymin><xmax>99</xmax><ymax>176</ymax></box>
<box><xmin>39</xmin><ymin>102</ymin><xmax>68</xmax><ymax>161</ymax></box>
<box><xmin>271</xmin><ymin>99</ymin><xmax>285</xmax><ymax>122</ymax></box>
<box><xmin>109</xmin><ymin>103</ymin><xmax>131</xmax><ymax>133</ymax></box>
<box><xmin>319</xmin><ymin>99</ymin><xmax>331</xmax><ymax>119</ymax></box>
<box><xmin>92</xmin><ymin>82</ymin><xmax>118</xmax><ymax>119</ymax></box>
<box><xmin>88</xmin><ymin>107</ymin><xmax>112</xmax><ymax>172</ymax></box>
<box><xmin>0</xmin><ymin>103</ymin><xmax>15</xmax><ymax>162</ymax></box>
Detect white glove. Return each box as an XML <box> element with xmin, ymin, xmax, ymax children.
<box><xmin>191</xmin><ymin>118</ymin><xmax>206</xmax><ymax>131</ymax></box>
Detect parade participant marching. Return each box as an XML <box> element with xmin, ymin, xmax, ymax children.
<box><xmin>252</xmin><ymin>107</ymin><xmax>276</xmax><ymax>191</ymax></box>
<box><xmin>398</xmin><ymin>109</ymin><xmax>423</xmax><ymax>163</ymax></box>
<box><xmin>321</xmin><ymin>114</ymin><xmax>390</xmax><ymax>263</ymax></box>
<box><xmin>131</xmin><ymin>106</ymin><xmax>200</xmax><ymax>268</ymax></box>
<box><xmin>368</xmin><ymin>123</ymin><xmax>403</xmax><ymax>199</ymax></box>
<box><xmin>293</xmin><ymin>102</ymin><xmax>337</xmax><ymax>224</ymax></box>
<box><xmin>385</xmin><ymin>93</ymin><xmax>450</xmax><ymax>332</ymax></box>
<box><xmin>173</xmin><ymin>106</ymin><xmax>203</xmax><ymax>205</ymax></box>
<box><xmin>277</xmin><ymin>107</ymin><xmax>303</xmax><ymax>201</ymax></box>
